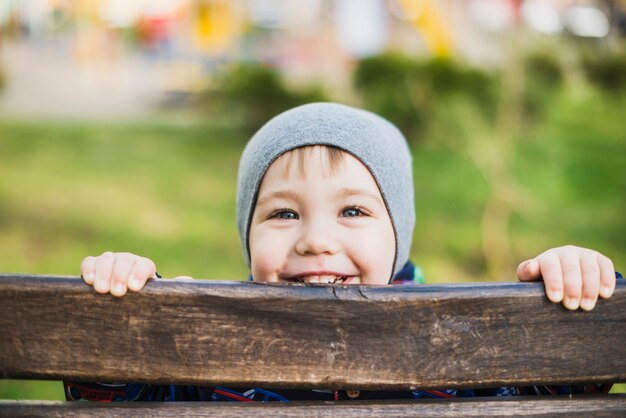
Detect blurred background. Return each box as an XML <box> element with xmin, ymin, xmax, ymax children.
<box><xmin>1</xmin><ymin>0</ymin><xmax>625</xmax><ymax>399</ymax></box>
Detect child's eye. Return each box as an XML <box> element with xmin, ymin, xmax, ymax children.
<box><xmin>270</xmin><ymin>209</ymin><xmax>299</xmax><ymax>220</ymax></box>
<box><xmin>341</xmin><ymin>206</ymin><xmax>366</xmax><ymax>218</ymax></box>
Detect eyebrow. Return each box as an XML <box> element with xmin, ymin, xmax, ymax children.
<box><xmin>255</xmin><ymin>190</ymin><xmax>302</xmax><ymax>208</ymax></box>
<box><xmin>337</xmin><ymin>188</ymin><xmax>384</xmax><ymax>205</ymax></box>
<box><xmin>255</xmin><ymin>188</ymin><xmax>384</xmax><ymax>208</ymax></box>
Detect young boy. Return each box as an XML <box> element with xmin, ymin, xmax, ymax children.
<box><xmin>68</xmin><ymin>103</ymin><xmax>618</xmax><ymax>401</ymax></box>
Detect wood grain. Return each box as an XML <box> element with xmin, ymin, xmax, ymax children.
<box><xmin>1</xmin><ymin>274</ymin><xmax>625</xmax><ymax>389</ymax></box>
<box><xmin>2</xmin><ymin>396</ymin><xmax>626</xmax><ymax>417</ymax></box>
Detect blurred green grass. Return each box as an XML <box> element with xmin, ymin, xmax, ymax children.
<box><xmin>0</xmin><ymin>120</ymin><xmax>250</xmax><ymax>280</ymax></box>
<box><xmin>1</xmin><ymin>84</ymin><xmax>625</xmax><ymax>398</ymax></box>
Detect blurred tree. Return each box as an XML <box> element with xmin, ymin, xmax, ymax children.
<box><xmin>354</xmin><ymin>53</ymin><xmax>497</xmax><ymax>143</ymax></box>
<box><xmin>0</xmin><ymin>63</ymin><xmax>5</xmax><ymax>92</ymax></box>
<box><xmin>425</xmin><ymin>49</ymin><xmax>538</xmax><ymax>281</ymax></box>
<box><xmin>523</xmin><ymin>51</ymin><xmax>563</xmax><ymax>121</ymax></box>
<box><xmin>582</xmin><ymin>48</ymin><xmax>626</xmax><ymax>94</ymax></box>
<box><xmin>353</xmin><ymin>53</ymin><xmax>422</xmax><ymax>139</ymax></box>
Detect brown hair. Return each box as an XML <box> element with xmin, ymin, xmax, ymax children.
<box><xmin>278</xmin><ymin>145</ymin><xmax>346</xmax><ymax>178</ymax></box>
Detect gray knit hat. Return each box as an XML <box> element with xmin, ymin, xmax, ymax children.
<box><xmin>236</xmin><ymin>102</ymin><xmax>415</xmax><ymax>279</ymax></box>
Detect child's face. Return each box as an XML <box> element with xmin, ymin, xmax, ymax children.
<box><xmin>248</xmin><ymin>146</ymin><xmax>396</xmax><ymax>285</ymax></box>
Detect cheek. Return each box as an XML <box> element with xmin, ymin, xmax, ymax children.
<box><xmin>351</xmin><ymin>224</ymin><xmax>395</xmax><ymax>285</ymax></box>
<box><xmin>250</xmin><ymin>258</ymin><xmax>273</xmax><ymax>282</ymax></box>
<box><xmin>249</xmin><ymin>229</ymin><xmax>287</xmax><ymax>282</ymax></box>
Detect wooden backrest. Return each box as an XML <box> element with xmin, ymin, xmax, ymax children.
<box><xmin>2</xmin><ymin>274</ymin><xmax>625</xmax><ymax>388</ymax></box>
<box><xmin>1</xmin><ymin>274</ymin><xmax>625</xmax><ymax>416</ymax></box>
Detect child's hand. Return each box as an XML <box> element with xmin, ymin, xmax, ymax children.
<box><xmin>80</xmin><ymin>252</ymin><xmax>157</xmax><ymax>297</ymax></box>
<box><xmin>517</xmin><ymin>246</ymin><xmax>616</xmax><ymax>311</ymax></box>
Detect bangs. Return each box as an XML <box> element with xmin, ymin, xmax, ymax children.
<box><xmin>278</xmin><ymin>145</ymin><xmax>346</xmax><ymax>178</ymax></box>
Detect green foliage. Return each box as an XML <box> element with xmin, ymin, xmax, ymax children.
<box><xmin>354</xmin><ymin>51</ymin><xmax>570</xmax><ymax>144</ymax></box>
<box><xmin>353</xmin><ymin>53</ymin><xmax>423</xmax><ymax>140</ymax></box>
<box><xmin>582</xmin><ymin>49</ymin><xmax>626</xmax><ymax>94</ymax></box>
<box><xmin>354</xmin><ymin>54</ymin><xmax>497</xmax><ymax>142</ymax></box>
<box><xmin>523</xmin><ymin>51</ymin><xmax>563</xmax><ymax>119</ymax></box>
<box><xmin>198</xmin><ymin>64</ymin><xmax>328</xmax><ymax>135</ymax></box>
<box><xmin>525</xmin><ymin>52</ymin><xmax>563</xmax><ymax>88</ymax></box>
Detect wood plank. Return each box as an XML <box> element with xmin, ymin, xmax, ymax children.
<box><xmin>1</xmin><ymin>274</ymin><xmax>625</xmax><ymax>389</ymax></box>
<box><xmin>2</xmin><ymin>396</ymin><xmax>626</xmax><ymax>417</ymax></box>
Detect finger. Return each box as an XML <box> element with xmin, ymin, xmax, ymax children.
<box><xmin>80</xmin><ymin>256</ymin><xmax>97</xmax><ymax>284</ymax></box>
<box><xmin>127</xmin><ymin>257</ymin><xmax>157</xmax><ymax>292</ymax></box>
<box><xmin>579</xmin><ymin>251</ymin><xmax>600</xmax><ymax>311</ymax></box>
<box><xmin>110</xmin><ymin>254</ymin><xmax>134</xmax><ymax>297</ymax></box>
<box><xmin>560</xmin><ymin>251</ymin><xmax>582</xmax><ymax>310</ymax></box>
<box><xmin>93</xmin><ymin>252</ymin><xmax>114</xmax><ymax>294</ymax></box>
<box><xmin>537</xmin><ymin>253</ymin><xmax>563</xmax><ymax>303</ymax></box>
<box><xmin>517</xmin><ymin>259</ymin><xmax>540</xmax><ymax>281</ymax></box>
<box><xmin>598</xmin><ymin>255</ymin><xmax>616</xmax><ymax>299</ymax></box>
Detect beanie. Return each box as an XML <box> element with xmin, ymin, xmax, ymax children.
<box><xmin>236</xmin><ymin>102</ymin><xmax>415</xmax><ymax>278</ymax></box>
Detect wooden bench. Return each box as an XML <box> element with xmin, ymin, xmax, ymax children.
<box><xmin>1</xmin><ymin>273</ymin><xmax>625</xmax><ymax>416</ymax></box>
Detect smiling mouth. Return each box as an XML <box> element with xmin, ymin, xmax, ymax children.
<box><xmin>284</xmin><ymin>275</ymin><xmax>357</xmax><ymax>284</ymax></box>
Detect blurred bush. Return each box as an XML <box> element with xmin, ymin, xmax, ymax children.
<box><xmin>523</xmin><ymin>51</ymin><xmax>563</xmax><ymax>120</ymax></box>
<box><xmin>198</xmin><ymin>64</ymin><xmax>328</xmax><ymax>136</ymax></box>
<box><xmin>582</xmin><ymin>49</ymin><xmax>626</xmax><ymax>94</ymax></box>
<box><xmin>353</xmin><ymin>53</ymin><xmax>423</xmax><ymax>140</ymax></box>
<box><xmin>353</xmin><ymin>54</ymin><xmax>498</xmax><ymax>143</ymax></box>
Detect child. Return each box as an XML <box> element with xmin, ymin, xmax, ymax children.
<box><xmin>68</xmin><ymin>103</ymin><xmax>618</xmax><ymax>401</ymax></box>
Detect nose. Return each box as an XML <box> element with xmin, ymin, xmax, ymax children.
<box><xmin>295</xmin><ymin>219</ymin><xmax>340</xmax><ymax>256</ymax></box>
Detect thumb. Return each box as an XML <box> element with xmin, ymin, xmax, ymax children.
<box><xmin>517</xmin><ymin>258</ymin><xmax>540</xmax><ymax>282</ymax></box>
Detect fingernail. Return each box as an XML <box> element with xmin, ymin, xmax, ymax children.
<box><xmin>94</xmin><ymin>280</ymin><xmax>108</xmax><ymax>293</ymax></box>
<box><xmin>83</xmin><ymin>273</ymin><xmax>94</xmax><ymax>282</ymax></box>
<box><xmin>113</xmin><ymin>283</ymin><xmax>125</xmax><ymax>295</ymax></box>
<box><xmin>580</xmin><ymin>298</ymin><xmax>595</xmax><ymax>311</ymax></box>
<box><xmin>564</xmin><ymin>297</ymin><xmax>579</xmax><ymax>310</ymax></box>
<box><xmin>550</xmin><ymin>290</ymin><xmax>563</xmax><ymax>303</ymax></box>
<box><xmin>129</xmin><ymin>277</ymin><xmax>140</xmax><ymax>291</ymax></box>
<box><xmin>600</xmin><ymin>286</ymin><xmax>612</xmax><ymax>298</ymax></box>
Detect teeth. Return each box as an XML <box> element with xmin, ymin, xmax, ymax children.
<box><xmin>308</xmin><ymin>275</ymin><xmax>341</xmax><ymax>283</ymax></box>
<box><xmin>284</xmin><ymin>275</ymin><xmax>363</xmax><ymax>284</ymax></box>
<box><xmin>292</xmin><ymin>275</ymin><xmax>348</xmax><ymax>284</ymax></box>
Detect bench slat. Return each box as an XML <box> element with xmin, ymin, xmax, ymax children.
<box><xmin>1</xmin><ymin>274</ymin><xmax>625</xmax><ymax>389</ymax></box>
<box><xmin>2</xmin><ymin>396</ymin><xmax>626</xmax><ymax>417</ymax></box>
